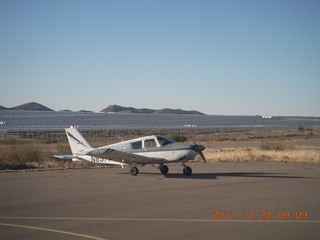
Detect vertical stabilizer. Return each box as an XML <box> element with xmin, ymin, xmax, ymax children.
<box><xmin>65</xmin><ymin>126</ymin><xmax>93</xmax><ymax>154</ymax></box>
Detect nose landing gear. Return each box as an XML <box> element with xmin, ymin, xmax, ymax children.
<box><xmin>182</xmin><ymin>162</ymin><xmax>192</xmax><ymax>176</ymax></box>
<box><xmin>183</xmin><ymin>166</ymin><xmax>192</xmax><ymax>176</ymax></box>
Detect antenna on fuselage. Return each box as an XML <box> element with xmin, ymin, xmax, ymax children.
<box><xmin>116</xmin><ymin>134</ymin><xmax>125</xmax><ymax>142</ymax></box>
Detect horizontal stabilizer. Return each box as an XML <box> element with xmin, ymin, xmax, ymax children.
<box><xmin>53</xmin><ymin>154</ymin><xmax>89</xmax><ymax>162</ymax></box>
<box><xmin>53</xmin><ymin>154</ymin><xmax>77</xmax><ymax>159</ymax></box>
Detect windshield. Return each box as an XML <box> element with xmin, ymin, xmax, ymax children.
<box><xmin>157</xmin><ymin>136</ymin><xmax>175</xmax><ymax>146</ymax></box>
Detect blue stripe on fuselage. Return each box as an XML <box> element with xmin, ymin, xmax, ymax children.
<box><xmin>127</xmin><ymin>147</ymin><xmax>192</xmax><ymax>154</ymax></box>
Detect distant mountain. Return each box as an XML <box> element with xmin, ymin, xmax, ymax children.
<box><xmin>58</xmin><ymin>109</ymin><xmax>93</xmax><ymax>113</ymax></box>
<box><xmin>1</xmin><ymin>102</ymin><xmax>54</xmax><ymax>111</ymax></box>
<box><xmin>154</xmin><ymin>108</ymin><xmax>204</xmax><ymax>115</ymax></box>
<box><xmin>101</xmin><ymin>105</ymin><xmax>154</xmax><ymax>114</ymax></box>
<box><xmin>100</xmin><ymin>105</ymin><xmax>205</xmax><ymax>115</ymax></box>
<box><xmin>58</xmin><ymin>109</ymin><xmax>73</xmax><ymax>112</ymax></box>
<box><xmin>78</xmin><ymin>110</ymin><xmax>94</xmax><ymax>113</ymax></box>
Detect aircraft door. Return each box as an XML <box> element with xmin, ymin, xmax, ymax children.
<box><xmin>156</xmin><ymin>136</ymin><xmax>177</xmax><ymax>161</ymax></box>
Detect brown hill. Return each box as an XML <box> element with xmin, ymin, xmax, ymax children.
<box><xmin>101</xmin><ymin>105</ymin><xmax>204</xmax><ymax>115</ymax></box>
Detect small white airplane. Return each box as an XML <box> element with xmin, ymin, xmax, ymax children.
<box><xmin>54</xmin><ymin>126</ymin><xmax>206</xmax><ymax>176</ymax></box>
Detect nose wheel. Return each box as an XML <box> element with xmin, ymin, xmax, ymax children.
<box><xmin>183</xmin><ymin>166</ymin><xmax>192</xmax><ymax>176</ymax></box>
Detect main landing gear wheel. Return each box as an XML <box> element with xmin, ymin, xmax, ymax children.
<box><xmin>183</xmin><ymin>166</ymin><xmax>192</xmax><ymax>176</ymax></box>
<box><xmin>130</xmin><ymin>167</ymin><xmax>139</xmax><ymax>176</ymax></box>
<box><xmin>160</xmin><ymin>165</ymin><xmax>169</xmax><ymax>175</ymax></box>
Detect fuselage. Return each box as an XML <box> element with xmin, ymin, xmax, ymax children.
<box><xmin>99</xmin><ymin>135</ymin><xmax>199</xmax><ymax>162</ymax></box>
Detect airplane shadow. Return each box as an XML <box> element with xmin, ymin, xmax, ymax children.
<box><xmin>161</xmin><ymin>172</ymin><xmax>308</xmax><ymax>180</ymax></box>
<box><xmin>120</xmin><ymin>171</ymin><xmax>308</xmax><ymax>180</ymax></box>
<box><xmin>140</xmin><ymin>172</ymin><xmax>306</xmax><ymax>179</ymax></box>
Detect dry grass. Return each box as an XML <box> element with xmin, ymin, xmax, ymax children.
<box><xmin>0</xmin><ymin>142</ymin><xmax>106</xmax><ymax>171</ymax></box>
<box><xmin>201</xmin><ymin>145</ymin><xmax>320</xmax><ymax>164</ymax></box>
<box><xmin>192</xmin><ymin>128</ymin><xmax>320</xmax><ymax>164</ymax></box>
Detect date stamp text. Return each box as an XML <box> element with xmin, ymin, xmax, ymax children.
<box><xmin>211</xmin><ymin>210</ymin><xmax>309</xmax><ymax>220</ymax></box>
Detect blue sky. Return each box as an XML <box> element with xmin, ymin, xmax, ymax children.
<box><xmin>1</xmin><ymin>0</ymin><xmax>319</xmax><ymax>116</ymax></box>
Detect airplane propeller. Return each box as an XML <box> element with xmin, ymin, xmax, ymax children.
<box><xmin>191</xmin><ymin>136</ymin><xmax>207</xmax><ymax>162</ymax></box>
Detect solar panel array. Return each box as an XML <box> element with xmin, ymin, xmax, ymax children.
<box><xmin>1</xmin><ymin>111</ymin><xmax>319</xmax><ymax>132</ymax></box>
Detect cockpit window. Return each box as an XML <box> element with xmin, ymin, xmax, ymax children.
<box><xmin>144</xmin><ymin>139</ymin><xmax>157</xmax><ymax>148</ymax></box>
<box><xmin>157</xmin><ymin>136</ymin><xmax>175</xmax><ymax>146</ymax></box>
<box><xmin>131</xmin><ymin>141</ymin><xmax>142</xmax><ymax>149</ymax></box>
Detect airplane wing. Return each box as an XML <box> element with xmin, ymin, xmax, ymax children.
<box><xmin>87</xmin><ymin>148</ymin><xmax>165</xmax><ymax>165</ymax></box>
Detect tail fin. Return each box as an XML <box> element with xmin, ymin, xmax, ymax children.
<box><xmin>65</xmin><ymin>126</ymin><xmax>93</xmax><ymax>154</ymax></box>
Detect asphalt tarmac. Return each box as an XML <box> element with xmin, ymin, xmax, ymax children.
<box><xmin>1</xmin><ymin>162</ymin><xmax>319</xmax><ymax>240</ymax></box>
